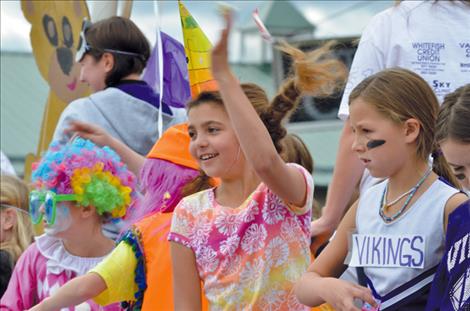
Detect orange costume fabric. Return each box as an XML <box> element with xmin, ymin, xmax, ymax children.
<box><xmin>117</xmin><ymin>123</ymin><xmax>208</xmax><ymax>310</ymax></box>
<box><xmin>123</xmin><ymin>212</ymin><xmax>208</xmax><ymax>310</ymax></box>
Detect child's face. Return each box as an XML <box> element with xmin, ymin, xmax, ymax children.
<box><xmin>0</xmin><ymin>208</ymin><xmax>14</xmax><ymax>243</ymax></box>
<box><xmin>41</xmin><ymin>201</ymin><xmax>74</xmax><ymax>236</ymax></box>
<box><xmin>349</xmin><ymin>98</ymin><xmax>409</xmax><ymax>178</ymax></box>
<box><xmin>79</xmin><ymin>54</ymin><xmax>107</xmax><ymax>92</ymax></box>
<box><xmin>188</xmin><ymin>102</ymin><xmax>243</xmax><ymax>178</ymax></box>
<box><xmin>440</xmin><ymin>138</ymin><xmax>470</xmax><ymax>191</ymax></box>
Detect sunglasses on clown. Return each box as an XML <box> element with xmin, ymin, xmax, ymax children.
<box><xmin>75</xmin><ymin>18</ymin><xmax>144</xmax><ymax>63</ymax></box>
<box><xmin>29</xmin><ymin>190</ymin><xmax>78</xmax><ymax>225</ymax></box>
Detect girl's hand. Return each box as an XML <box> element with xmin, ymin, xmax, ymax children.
<box><xmin>310</xmin><ymin>216</ymin><xmax>336</xmax><ymax>238</ymax></box>
<box><xmin>320</xmin><ymin>278</ymin><xmax>377</xmax><ymax>311</ymax></box>
<box><xmin>65</xmin><ymin>120</ymin><xmax>111</xmax><ymax>147</ymax></box>
<box><xmin>211</xmin><ymin>8</ymin><xmax>233</xmax><ymax>81</ymax></box>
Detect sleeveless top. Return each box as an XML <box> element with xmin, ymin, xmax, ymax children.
<box><xmin>352</xmin><ymin>178</ymin><xmax>459</xmax><ymax>310</ymax></box>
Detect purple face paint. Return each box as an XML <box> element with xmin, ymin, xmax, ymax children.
<box><xmin>367</xmin><ymin>140</ymin><xmax>385</xmax><ymax>150</ymax></box>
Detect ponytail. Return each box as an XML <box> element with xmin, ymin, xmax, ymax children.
<box><xmin>432</xmin><ymin>148</ymin><xmax>461</xmax><ymax>189</ymax></box>
<box><xmin>263</xmin><ymin>41</ymin><xmax>347</xmax><ymax>153</ymax></box>
<box><xmin>187</xmin><ymin>42</ymin><xmax>346</xmax><ymax>156</ymax></box>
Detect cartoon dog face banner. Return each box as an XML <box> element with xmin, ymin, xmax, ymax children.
<box><xmin>22</xmin><ymin>0</ymin><xmax>90</xmax><ymax>103</ymax></box>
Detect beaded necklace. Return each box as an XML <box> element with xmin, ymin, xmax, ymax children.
<box><xmin>379</xmin><ymin>167</ymin><xmax>432</xmax><ymax>223</ymax></box>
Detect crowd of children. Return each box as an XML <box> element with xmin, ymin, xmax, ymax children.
<box><xmin>1</xmin><ymin>4</ymin><xmax>469</xmax><ymax>311</ymax></box>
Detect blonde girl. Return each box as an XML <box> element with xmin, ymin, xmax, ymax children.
<box><xmin>0</xmin><ymin>175</ymin><xmax>34</xmax><ymax>297</ymax></box>
<box><xmin>295</xmin><ymin>68</ymin><xmax>467</xmax><ymax>310</ymax></box>
<box><xmin>168</xmin><ymin>12</ymin><xmax>346</xmax><ymax>310</ymax></box>
<box><xmin>0</xmin><ymin>175</ymin><xmax>34</xmax><ymax>264</ymax></box>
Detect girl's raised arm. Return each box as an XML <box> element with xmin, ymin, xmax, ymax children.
<box><xmin>211</xmin><ymin>12</ymin><xmax>307</xmax><ymax>206</ymax></box>
<box><xmin>211</xmin><ymin>12</ymin><xmax>345</xmax><ymax>207</ymax></box>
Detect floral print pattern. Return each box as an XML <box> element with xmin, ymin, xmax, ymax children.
<box><xmin>169</xmin><ymin>163</ymin><xmax>314</xmax><ymax>310</ymax></box>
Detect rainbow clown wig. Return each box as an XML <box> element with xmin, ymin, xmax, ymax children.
<box><xmin>31</xmin><ymin>137</ymin><xmax>137</xmax><ymax>219</ymax></box>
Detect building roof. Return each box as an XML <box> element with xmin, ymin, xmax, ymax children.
<box><xmin>239</xmin><ymin>1</ymin><xmax>315</xmax><ymax>36</ymax></box>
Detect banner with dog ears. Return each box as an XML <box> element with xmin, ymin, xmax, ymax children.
<box><xmin>21</xmin><ymin>0</ymin><xmax>91</xmax><ymax>166</ymax></box>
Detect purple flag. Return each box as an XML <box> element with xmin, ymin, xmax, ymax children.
<box><xmin>142</xmin><ymin>31</ymin><xmax>191</xmax><ymax>109</ymax></box>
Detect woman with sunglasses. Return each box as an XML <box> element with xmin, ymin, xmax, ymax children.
<box><xmin>52</xmin><ymin>16</ymin><xmax>186</xmax><ymax>157</ymax></box>
<box><xmin>0</xmin><ymin>137</ymin><xmax>136</xmax><ymax>310</ymax></box>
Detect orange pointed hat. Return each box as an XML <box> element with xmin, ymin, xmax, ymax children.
<box><xmin>146</xmin><ymin>123</ymin><xmax>199</xmax><ymax>170</ymax></box>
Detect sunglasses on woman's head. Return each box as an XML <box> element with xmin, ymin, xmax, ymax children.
<box><xmin>75</xmin><ymin>19</ymin><xmax>144</xmax><ymax>62</ymax></box>
<box><xmin>29</xmin><ymin>190</ymin><xmax>78</xmax><ymax>225</ymax></box>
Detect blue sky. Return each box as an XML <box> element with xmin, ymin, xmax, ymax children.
<box><xmin>1</xmin><ymin>0</ymin><xmax>393</xmax><ymax>61</ymax></box>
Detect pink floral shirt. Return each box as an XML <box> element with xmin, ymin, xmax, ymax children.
<box><xmin>169</xmin><ymin>163</ymin><xmax>313</xmax><ymax>310</ymax></box>
<box><xmin>0</xmin><ymin>235</ymin><xmax>121</xmax><ymax>311</ymax></box>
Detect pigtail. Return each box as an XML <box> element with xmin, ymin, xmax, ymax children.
<box><xmin>263</xmin><ymin>41</ymin><xmax>347</xmax><ymax>153</ymax></box>
<box><xmin>432</xmin><ymin>147</ymin><xmax>461</xmax><ymax>189</ymax></box>
<box><xmin>260</xmin><ymin>79</ymin><xmax>297</xmax><ymax>153</ymax></box>
<box><xmin>278</xmin><ymin>41</ymin><xmax>347</xmax><ymax>97</ymax></box>
<box><xmin>181</xmin><ymin>170</ymin><xmax>214</xmax><ymax>198</ymax></box>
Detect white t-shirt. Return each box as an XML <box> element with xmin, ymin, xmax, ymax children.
<box><xmin>338</xmin><ymin>0</ymin><xmax>470</xmax><ymax>121</ymax></box>
<box><xmin>338</xmin><ymin>1</ymin><xmax>470</xmax><ymax>193</ymax></box>
<box><xmin>1</xmin><ymin>150</ymin><xmax>16</xmax><ymax>176</ymax></box>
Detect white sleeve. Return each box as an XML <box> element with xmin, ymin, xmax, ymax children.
<box><xmin>0</xmin><ymin>151</ymin><xmax>16</xmax><ymax>176</ymax></box>
<box><xmin>338</xmin><ymin>14</ymin><xmax>388</xmax><ymax>121</ymax></box>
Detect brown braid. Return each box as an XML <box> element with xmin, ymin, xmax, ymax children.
<box><xmin>264</xmin><ymin>41</ymin><xmax>347</xmax><ymax>153</ymax></box>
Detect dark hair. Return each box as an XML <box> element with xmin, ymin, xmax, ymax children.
<box><xmin>185</xmin><ymin>41</ymin><xmax>346</xmax><ymax>188</ymax></box>
<box><xmin>436</xmin><ymin>84</ymin><xmax>470</xmax><ymax>144</ymax></box>
<box><xmin>0</xmin><ymin>250</ymin><xmax>14</xmax><ymax>297</ymax></box>
<box><xmin>181</xmin><ymin>170</ymin><xmax>216</xmax><ymax>198</ymax></box>
<box><xmin>349</xmin><ymin>68</ymin><xmax>460</xmax><ymax>188</ymax></box>
<box><xmin>85</xmin><ymin>16</ymin><xmax>150</xmax><ymax>86</ymax></box>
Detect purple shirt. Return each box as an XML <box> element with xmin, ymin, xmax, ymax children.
<box><xmin>112</xmin><ymin>80</ymin><xmax>172</xmax><ymax>115</ymax></box>
<box><xmin>426</xmin><ymin>199</ymin><xmax>470</xmax><ymax>311</ymax></box>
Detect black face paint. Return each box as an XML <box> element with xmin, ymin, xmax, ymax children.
<box><xmin>366</xmin><ymin>139</ymin><xmax>385</xmax><ymax>149</ymax></box>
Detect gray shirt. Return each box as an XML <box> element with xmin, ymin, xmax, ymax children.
<box><xmin>53</xmin><ymin>87</ymin><xmax>187</xmax><ymax>155</ymax></box>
